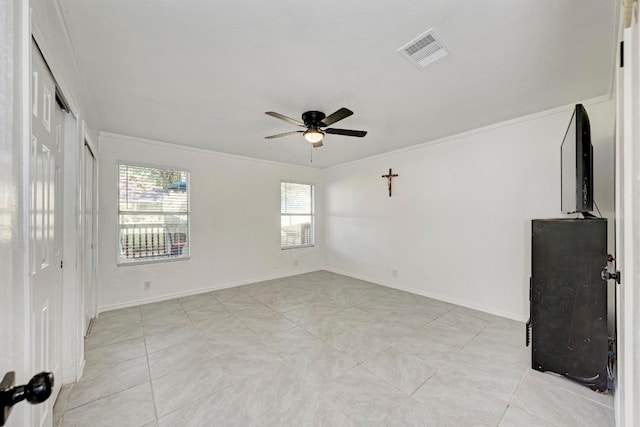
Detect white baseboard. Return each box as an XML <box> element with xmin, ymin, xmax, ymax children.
<box><xmin>98</xmin><ymin>267</ymin><xmax>527</xmax><ymax>323</ymax></box>
<box><xmin>324</xmin><ymin>267</ymin><xmax>528</xmax><ymax>322</ymax></box>
<box><xmin>77</xmin><ymin>357</ymin><xmax>85</xmax><ymax>382</ymax></box>
<box><xmin>97</xmin><ymin>268</ymin><xmax>322</xmax><ymax>314</ymax></box>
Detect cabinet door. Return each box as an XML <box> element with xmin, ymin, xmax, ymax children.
<box><xmin>531</xmin><ymin>219</ymin><xmax>608</xmax><ymax>391</ymax></box>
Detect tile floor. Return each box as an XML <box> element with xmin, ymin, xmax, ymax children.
<box><xmin>53</xmin><ymin>271</ymin><xmax>614</xmax><ymax>426</ymax></box>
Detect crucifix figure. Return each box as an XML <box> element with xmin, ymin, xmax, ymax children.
<box><xmin>381</xmin><ymin>168</ymin><xmax>398</xmax><ymax>197</ymax></box>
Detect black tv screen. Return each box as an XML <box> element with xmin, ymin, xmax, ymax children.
<box><xmin>561</xmin><ymin>104</ymin><xmax>593</xmax><ymax>214</ymax></box>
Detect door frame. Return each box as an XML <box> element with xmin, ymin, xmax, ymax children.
<box><xmin>81</xmin><ymin>125</ymin><xmax>98</xmax><ymax>334</ymax></box>
<box><xmin>615</xmin><ymin>2</ymin><xmax>639</xmax><ymax>426</ymax></box>
<box><xmin>61</xmin><ymin>110</ymin><xmax>81</xmax><ymax>384</ymax></box>
<box><xmin>0</xmin><ymin>0</ymin><xmax>31</xmax><ymax>425</ymax></box>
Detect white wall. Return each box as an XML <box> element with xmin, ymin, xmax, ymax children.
<box><xmin>324</xmin><ymin>98</ymin><xmax>615</xmax><ymax>321</ymax></box>
<box><xmin>31</xmin><ymin>0</ymin><xmax>97</xmax><ymax>133</ymax></box>
<box><xmin>97</xmin><ymin>98</ymin><xmax>614</xmax><ymax>318</ymax></box>
<box><xmin>98</xmin><ymin>133</ymin><xmax>324</xmax><ymax>310</ymax></box>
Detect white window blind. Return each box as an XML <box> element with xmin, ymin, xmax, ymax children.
<box><xmin>118</xmin><ymin>164</ymin><xmax>190</xmax><ymax>264</ymax></box>
<box><xmin>281</xmin><ymin>182</ymin><xmax>314</xmax><ymax>248</ymax></box>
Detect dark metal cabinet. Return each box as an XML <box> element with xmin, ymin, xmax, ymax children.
<box><xmin>530</xmin><ymin>218</ymin><xmax>608</xmax><ymax>391</ymax></box>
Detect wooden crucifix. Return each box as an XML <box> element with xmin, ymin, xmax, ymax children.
<box><xmin>381</xmin><ymin>168</ymin><xmax>398</xmax><ymax>197</ymax></box>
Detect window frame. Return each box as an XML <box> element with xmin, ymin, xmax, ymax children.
<box><xmin>280</xmin><ymin>181</ymin><xmax>315</xmax><ymax>250</ymax></box>
<box><xmin>116</xmin><ymin>161</ymin><xmax>191</xmax><ymax>266</ymax></box>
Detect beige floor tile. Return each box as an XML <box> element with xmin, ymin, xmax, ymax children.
<box><xmin>362</xmin><ymin>346</ymin><xmax>436</xmax><ymax>394</ymax></box>
<box><xmin>67</xmin><ymin>271</ymin><xmax>613</xmax><ymax>427</ymax></box>
<box><xmin>322</xmin><ymin>367</ymin><xmax>408</xmax><ymax>424</ymax></box>
<box><xmin>510</xmin><ymin>371</ymin><xmax>614</xmax><ymax>427</ymax></box>
<box><xmin>62</xmin><ymin>383</ymin><xmax>155</xmax><ymax>427</ymax></box>
<box><xmin>498</xmin><ymin>404</ymin><xmax>557</xmax><ymax>427</ymax></box>
<box><xmin>66</xmin><ymin>355</ymin><xmax>149</xmax><ymax>410</ymax></box>
<box><xmin>157</xmin><ymin>387</ymin><xmax>254</xmax><ymax>427</ymax></box>
<box><xmin>152</xmin><ymin>363</ymin><xmax>230</xmax><ymax>417</ymax></box>
<box><xmin>381</xmin><ymin>398</ymin><xmax>460</xmax><ymax>427</ymax></box>
<box><xmin>84</xmin><ymin>323</ymin><xmax>143</xmax><ymax>350</ymax></box>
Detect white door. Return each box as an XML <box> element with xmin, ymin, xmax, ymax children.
<box><xmin>83</xmin><ymin>144</ymin><xmax>96</xmax><ymax>335</ymax></box>
<box><xmin>0</xmin><ymin>9</ymin><xmax>28</xmax><ymax>426</ymax></box>
<box><xmin>615</xmin><ymin>6</ymin><xmax>639</xmax><ymax>426</ymax></box>
<box><xmin>30</xmin><ymin>42</ymin><xmax>64</xmax><ymax>427</ymax></box>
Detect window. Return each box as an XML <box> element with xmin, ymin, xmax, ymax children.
<box><xmin>118</xmin><ymin>164</ymin><xmax>190</xmax><ymax>264</ymax></box>
<box><xmin>281</xmin><ymin>182</ymin><xmax>314</xmax><ymax>249</ymax></box>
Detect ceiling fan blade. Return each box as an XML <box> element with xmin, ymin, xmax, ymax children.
<box><xmin>312</xmin><ymin>141</ymin><xmax>323</xmax><ymax>148</ymax></box>
<box><xmin>265</xmin><ymin>130</ymin><xmax>304</xmax><ymax>139</ymax></box>
<box><xmin>320</xmin><ymin>108</ymin><xmax>353</xmax><ymax>126</ymax></box>
<box><xmin>325</xmin><ymin>128</ymin><xmax>367</xmax><ymax>137</ymax></box>
<box><xmin>265</xmin><ymin>111</ymin><xmax>305</xmax><ymax>127</ymax></box>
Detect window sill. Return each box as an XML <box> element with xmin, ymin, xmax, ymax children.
<box><xmin>117</xmin><ymin>256</ymin><xmax>190</xmax><ymax>267</ymax></box>
<box><xmin>281</xmin><ymin>245</ymin><xmax>315</xmax><ymax>250</ymax></box>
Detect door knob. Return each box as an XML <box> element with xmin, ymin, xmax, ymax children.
<box><xmin>1</xmin><ymin>371</ymin><xmax>54</xmax><ymax>426</ymax></box>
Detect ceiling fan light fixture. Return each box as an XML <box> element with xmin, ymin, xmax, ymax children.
<box><xmin>303</xmin><ymin>128</ymin><xmax>324</xmax><ymax>143</ymax></box>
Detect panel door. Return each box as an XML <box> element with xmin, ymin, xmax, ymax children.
<box><xmin>30</xmin><ymin>43</ymin><xmax>64</xmax><ymax>427</ymax></box>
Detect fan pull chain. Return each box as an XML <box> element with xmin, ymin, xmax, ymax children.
<box><xmin>310</xmin><ymin>146</ymin><xmax>313</xmax><ymax>163</ymax></box>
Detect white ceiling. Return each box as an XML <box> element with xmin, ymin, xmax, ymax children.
<box><xmin>58</xmin><ymin>0</ymin><xmax>618</xmax><ymax>168</ymax></box>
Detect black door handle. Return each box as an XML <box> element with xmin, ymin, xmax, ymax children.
<box><xmin>600</xmin><ymin>267</ymin><xmax>621</xmax><ymax>284</ymax></box>
<box><xmin>0</xmin><ymin>371</ymin><xmax>54</xmax><ymax>426</ymax></box>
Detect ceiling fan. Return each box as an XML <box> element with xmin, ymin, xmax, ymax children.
<box><xmin>264</xmin><ymin>107</ymin><xmax>367</xmax><ymax>148</ymax></box>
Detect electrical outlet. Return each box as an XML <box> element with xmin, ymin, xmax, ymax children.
<box><xmin>144</xmin><ymin>281</ymin><xmax>151</xmax><ymax>290</ymax></box>
<box><xmin>392</xmin><ymin>270</ymin><xmax>398</xmax><ymax>278</ymax></box>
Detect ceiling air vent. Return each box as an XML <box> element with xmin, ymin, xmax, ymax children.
<box><xmin>398</xmin><ymin>29</ymin><xmax>451</xmax><ymax>69</ymax></box>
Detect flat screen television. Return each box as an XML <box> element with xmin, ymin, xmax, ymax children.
<box><xmin>561</xmin><ymin>104</ymin><xmax>593</xmax><ymax>214</ymax></box>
